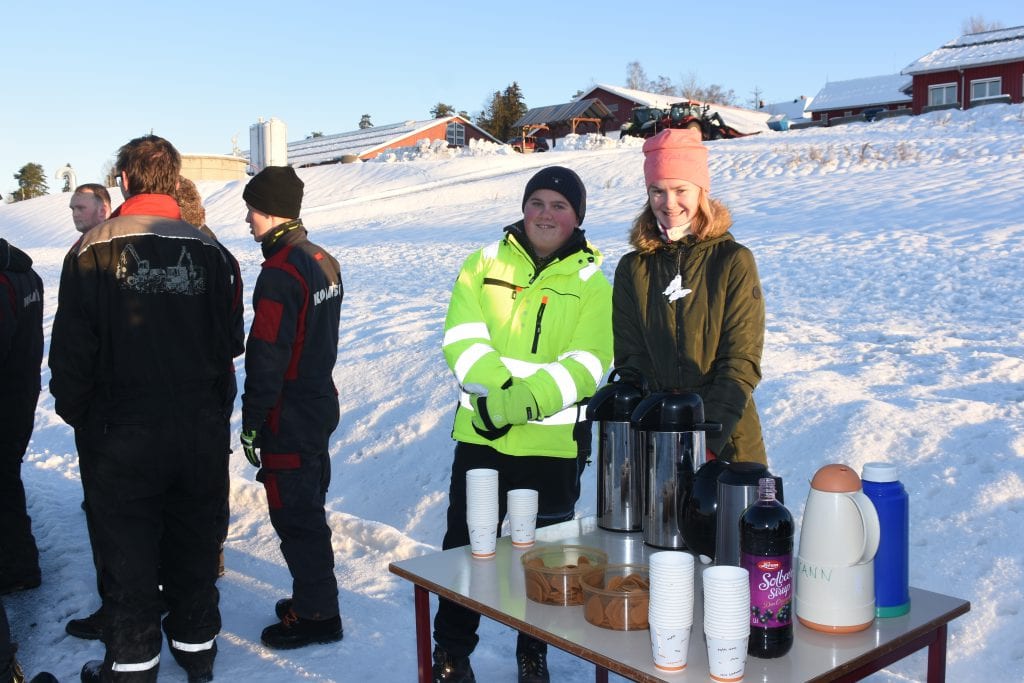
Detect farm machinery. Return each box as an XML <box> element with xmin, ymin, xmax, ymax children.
<box><xmin>620</xmin><ymin>101</ymin><xmax>753</xmax><ymax>141</ymax></box>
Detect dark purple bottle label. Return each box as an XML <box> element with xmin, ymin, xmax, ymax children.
<box><xmin>741</xmin><ymin>552</ymin><xmax>793</xmax><ymax>628</ymax></box>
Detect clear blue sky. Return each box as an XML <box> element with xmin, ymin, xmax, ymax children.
<box><xmin>2</xmin><ymin>1</ymin><xmax>1021</xmax><ymax>198</ymax></box>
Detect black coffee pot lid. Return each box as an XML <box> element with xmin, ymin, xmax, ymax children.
<box><xmin>630</xmin><ymin>391</ymin><xmax>722</xmax><ymax>432</ymax></box>
<box><xmin>586</xmin><ymin>368</ymin><xmax>646</xmax><ymax>421</ymax></box>
<box><xmin>718</xmin><ymin>461</ymin><xmax>769</xmax><ymax>485</ymax></box>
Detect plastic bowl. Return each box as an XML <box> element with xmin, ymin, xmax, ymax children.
<box><xmin>582</xmin><ymin>563</ymin><xmax>651</xmax><ymax>630</ymax></box>
<box><xmin>521</xmin><ymin>545</ymin><xmax>608</xmax><ymax>606</ymax></box>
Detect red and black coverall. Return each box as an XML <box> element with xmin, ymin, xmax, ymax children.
<box><xmin>242</xmin><ymin>220</ymin><xmax>343</xmax><ymax>620</ymax></box>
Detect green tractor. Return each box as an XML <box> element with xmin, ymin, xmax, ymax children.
<box><xmin>619</xmin><ymin>106</ymin><xmax>667</xmax><ymax>138</ymax></box>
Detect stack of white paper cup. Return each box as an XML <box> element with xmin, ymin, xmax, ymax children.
<box><xmin>507</xmin><ymin>489</ymin><xmax>539</xmax><ymax>548</ymax></box>
<box><xmin>702</xmin><ymin>565</ymin><xmax>751</xmax><ymax>682</ymax></box>
<box><xmin>465</xmin><ymin>468</ymin><xmax>499</xmax><ymax>558</ymax></box>
<box><xmin>647</xmin><ymin>551</ymin><xmax>695</xmax><ymax>672</ymax></box>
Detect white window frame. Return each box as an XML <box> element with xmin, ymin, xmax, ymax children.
<box><xmin>446</xmin><ymin>122</ymin><xmax>466</xmax><ymax>147</ymax></box>
<box><xmin>970</xmin><ymin>77</ymin><xmax>1002</xmax><ymax>102</ymax></box>
<box><xmin>928</xmin><ymin>83</ymin><xmax>958</xmax><ymax>107</ymax></box>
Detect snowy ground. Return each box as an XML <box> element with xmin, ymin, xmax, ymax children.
<box><xmin>2</xmin><ymin>103</ymin><xmax>1022</xmax><ymax>682</ymax></box>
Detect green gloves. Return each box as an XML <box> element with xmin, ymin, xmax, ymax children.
<box><xmin>240</xmin><ymin>428</ymin><xmax>261</xmax><ymax>467</ymax></box>
<box><xmin>470</xmin><ymin>380</ymin><xmax>540</xmax><ymax>432</ymax></box>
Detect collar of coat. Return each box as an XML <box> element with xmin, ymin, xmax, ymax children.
<box><xmin>630</xmin><ymin>197</ymin><xmax>733</xmax><ymax>254</ymax></box>
<box><xmin>110</xmin><ymin>194</ymin><xmax>182</xmax><ymax>220</ymax></box>
<box><xmin>504</xmin><ymin>221</ymin><xmax>591</xmax><ymax>270</ymax></box>
<box><xmin>261</xmin><ymin>219</ymin><xmax>305</xmax><ymax>257</ymax></box>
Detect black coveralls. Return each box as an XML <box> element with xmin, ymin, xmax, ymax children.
<box><xmin>0</xmin><ymin>239</ymin><xmax>43</xmax><ymax>588</ymax></box>
<box><xmin>242</xmin><ymin>221</ymin><xmax>343</xmax><ymax>620</ymax></box>
<box><xmin>49</xmin><ymin>196</ymin><xmax>244</xmax><ymax>682</ymax></box>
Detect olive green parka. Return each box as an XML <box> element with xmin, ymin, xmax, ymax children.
<box><xmin>612</xmin><ymin>200</ymin><xmax>766</xmax><ymax>463</ymax></box>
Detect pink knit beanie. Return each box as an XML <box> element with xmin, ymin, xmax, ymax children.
<box><xmin>642</xmin><ymin>128</ymin><xmax>710</xmax><ymax>191</ymax></box>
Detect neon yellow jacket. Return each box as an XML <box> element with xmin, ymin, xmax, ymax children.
<box><xmin>442</xmin><ymin>225</ymin><xmax>613</xmax><ymax>458</ymax></box>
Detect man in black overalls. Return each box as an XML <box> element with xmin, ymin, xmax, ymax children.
<box><xmin>239</xmin><ymin>166</ymin><xmax>344</xmax><ymax>649</ymax></box>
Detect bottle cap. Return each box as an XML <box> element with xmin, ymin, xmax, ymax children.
<box><xmin>862</xmin><ymin>462</ymin><xmax>898</xmax><ymax>483</ymax></box>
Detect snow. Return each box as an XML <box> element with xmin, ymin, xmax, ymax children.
<box><xmin>2</xmin><ymin>102</ymin><xmax>1024</xmax><ymax>682</ymax></box>
<box><xmin>809</xmin><ymin>74</ymin><xmax>912</xmax><ymax>112</ymax></box>
<box><xmin>903</xmin><ymin>25</ymin><xmax>1024</xmax><ymax>75</ymax></box>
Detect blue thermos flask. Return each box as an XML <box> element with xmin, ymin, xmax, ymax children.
<box><xmin>861</xmin><ymin>462</ymin><xmax>910</xmax><ymax>617</ymax></box>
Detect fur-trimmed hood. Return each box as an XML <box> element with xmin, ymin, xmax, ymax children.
<box><xmin>628</xmin><ymin>198</ymin><xmax>733</xmax><ymax>254</ymax></box>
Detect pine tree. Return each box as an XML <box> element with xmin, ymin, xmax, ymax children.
<box><xmin>430</xmin><ymin>102</ymin><xmax>456</xmax><ymax>118</ymax></box>
<box><xmin>10</xmin><ymin>163</ymin><xmax>48</xmax><ymax>202</ymax></box>
<box><xmin>476</xmin><ymin>82</ymin><xmax>528</xmax><ymax>141</ymax></box>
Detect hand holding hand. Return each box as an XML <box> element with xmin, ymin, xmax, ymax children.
<box><xmin>240</xmin><ymin>428</ymin><xmax>261</xmax><ymax>467</ymax></box>
<box><xmin>470</xmin><ymin>380</ymin><xmax>540</xmax><ymax>432</ymax></box>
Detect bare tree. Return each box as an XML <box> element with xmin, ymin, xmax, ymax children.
<box><xmin>962</xmin><ymin>15</ymin><xmax>1004</xmax><ymax>34</ymax></box>
<box><xmin>679</xmin><ymin>72</ymin><xmax>736</xmax><ymax>106</ymax></box>
<box><xmin>626</xmin><ymin>61</ymin><xmax>648</xmax><ymax>90</ymax></box>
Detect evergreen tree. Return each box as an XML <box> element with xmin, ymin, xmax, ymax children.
<box><xmin>430</xmin><ymin>102</ymin><xmax>456</xmax><ymax>118</ymax></box>
<box><xmin>10</xmin><ymin>162</ymin><xmax>48</xmax><ymax>202</ymax></box>
<box><xmin>359</xmin><ymin>114</ymin><xmax>373</xmax><ymax>129</ymax></box>
<box><xmin>476</xmin><ymin>82</ymin><xmax>528</xmax><ymax>141</ymax></box>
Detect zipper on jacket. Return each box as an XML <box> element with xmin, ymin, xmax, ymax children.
<box><xmin>483</xmin><ymin>277</ymin><xmax>522</xmax><ymax>299</ymax></box>
<box><xmin>531</xmin><ymin>296</ymin><xmax>549</xmax><ymax>353</ymax></box>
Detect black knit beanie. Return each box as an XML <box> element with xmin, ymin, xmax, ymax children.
<box><xmin>522</xmin><ymin>166</ymin><xmax>587</xmax><ymax>225</ymax></box>
<box><xmin>243</xmin><ymin>166</ymin><xmax>304</xmax><ymax>219</ymax></box>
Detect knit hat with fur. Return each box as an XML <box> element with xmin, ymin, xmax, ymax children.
<box><xmin>642</xmin><ymin>128</ymin><xmax>710</xmax><ymax>191</ymax></box>
<box><xmin>243</xmin><ymin>166</ymin><xmax>304</xmax><ymax>219</ymax></box>
<box><xmin>522</xmin><ymin>166</ymin><xmax>587</xmax><ymax>225</ymax></box>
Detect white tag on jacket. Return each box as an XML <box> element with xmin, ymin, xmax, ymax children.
<box><xmin>663</xmin><ymin>274</ymin><xmax>692</xmax><ymax>302</ymax></box>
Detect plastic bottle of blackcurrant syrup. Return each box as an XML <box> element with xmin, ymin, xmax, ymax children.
<box><xmin>740</xmin><ymin>477</ymin><xmax>794</xmax><ymax>658</ymax></box>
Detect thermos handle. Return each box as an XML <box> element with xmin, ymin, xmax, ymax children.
<box><xmin>850</xmin><ymin>491</ymin><xmax>881</xmax><ymax>564</ymax></box>
<box><xmin>608</xmin><ymin>366</ymin><xmax>648</xmax><ymax>393</ymax></box>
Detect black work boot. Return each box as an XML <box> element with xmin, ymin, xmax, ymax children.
<box><xmin>431</xmin><ymin>646</ymin><xmax>475</xmax><ymax>683</ymax></box>
<box><xmin>260</xmin><ymin>608</ymin><xmax>342</xmax><ymax>650</ymax></box>
<box><xmin>66</xmin><ymin>605</ymin><xmax>106</xmax><ymax>640</ymax></box>
<box><xmin>516</xmin><ymin>634</ymin><xmax>549</xmax><ymax>683</ymax></box>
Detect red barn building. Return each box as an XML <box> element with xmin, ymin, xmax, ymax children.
<box><xmin>573</xmin><ymin>84</ymin><xmax>679</xmax><ymax>134</ymax></box>
<box><xmin>902</xmin><ymin>26</ymin><xmax>1024</xmax><ymax>114</ymax></box>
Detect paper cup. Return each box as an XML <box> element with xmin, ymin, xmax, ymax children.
<box><xmin>650</xmin><ymin>623</ymin><xmax>690</xmax><ymax>672</ymax></box>
<box><xmin>468</xmin><ymin>517</ymin><xmax>497</xmax><ymax>558</ymax></box>
<box><xmin>509</xmin><ymin>514</ymin><xmax>536</xmax><ymax>547</ymax></box>
<box><xmin>706</xmin><ymin>634</ymin><xmax>748</xmax><ymax>682</ymax></box>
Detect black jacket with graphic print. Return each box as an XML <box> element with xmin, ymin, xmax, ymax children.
<box><xmin>49</xmin><ymin>194</ymin><xmax>244</xmax><ymax>429</ymax></box>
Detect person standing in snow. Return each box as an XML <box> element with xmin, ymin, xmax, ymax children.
<box><xmin>49</xmin><ymin>134</ymin><xmax>244</xmax><ymax>683</ymax></box>
<box><xmin>613</xmin><ymin>128</ymin><xmax>766</xmax><ymax>463</ymax></box>
<box><xmin>0</xmin><ymin>238</ymin><xmax>44</xmax><ymax>597</ymax></box>
<box><xmin>63</xmin><ymin>184</ymin><xmax>115</xmax><ymax>641</ymax></box>
<box><xmin>238</xmin><ymin>166</ymin><xmax>344</xmax><ymax>650</ymax></box>
<box><xmin>433</xmin><ymin>166</ymin><xmax>612</xmax><ymax>683</ymax></box>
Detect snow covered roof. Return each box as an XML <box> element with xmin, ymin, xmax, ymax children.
<box><xmin>808</xmin><ymin>74</ymin><xmax>912</xmax><ymax>112</ymax></box>
<box><xmin>903</xmin><ymin>25</ymin><xmax>1024</xmax><ymax>75</ymax></box>
<box><xmin>285</xmin><ymin>116</ymin><xmax>496</xmax><ymax>166</ymax></box>
<box><xmin>512</xmin><ymin>99</ymin><xmax>613</xmax><ymax>130</ymax></box>
<box><xmin>760</xmin><ymin>97</ymin><xmax>813</xmax><ymax>120</ymax></box>
<box><xmin>577</xmin><ymin>83</ymin><xmax>679</xmax><ymax>110</ymax></box>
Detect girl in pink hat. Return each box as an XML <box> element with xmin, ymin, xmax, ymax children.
<box><xmin>613</xmin><ymin>128</ymin><xmax>767</xmax><ymax>463</ymax></box>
